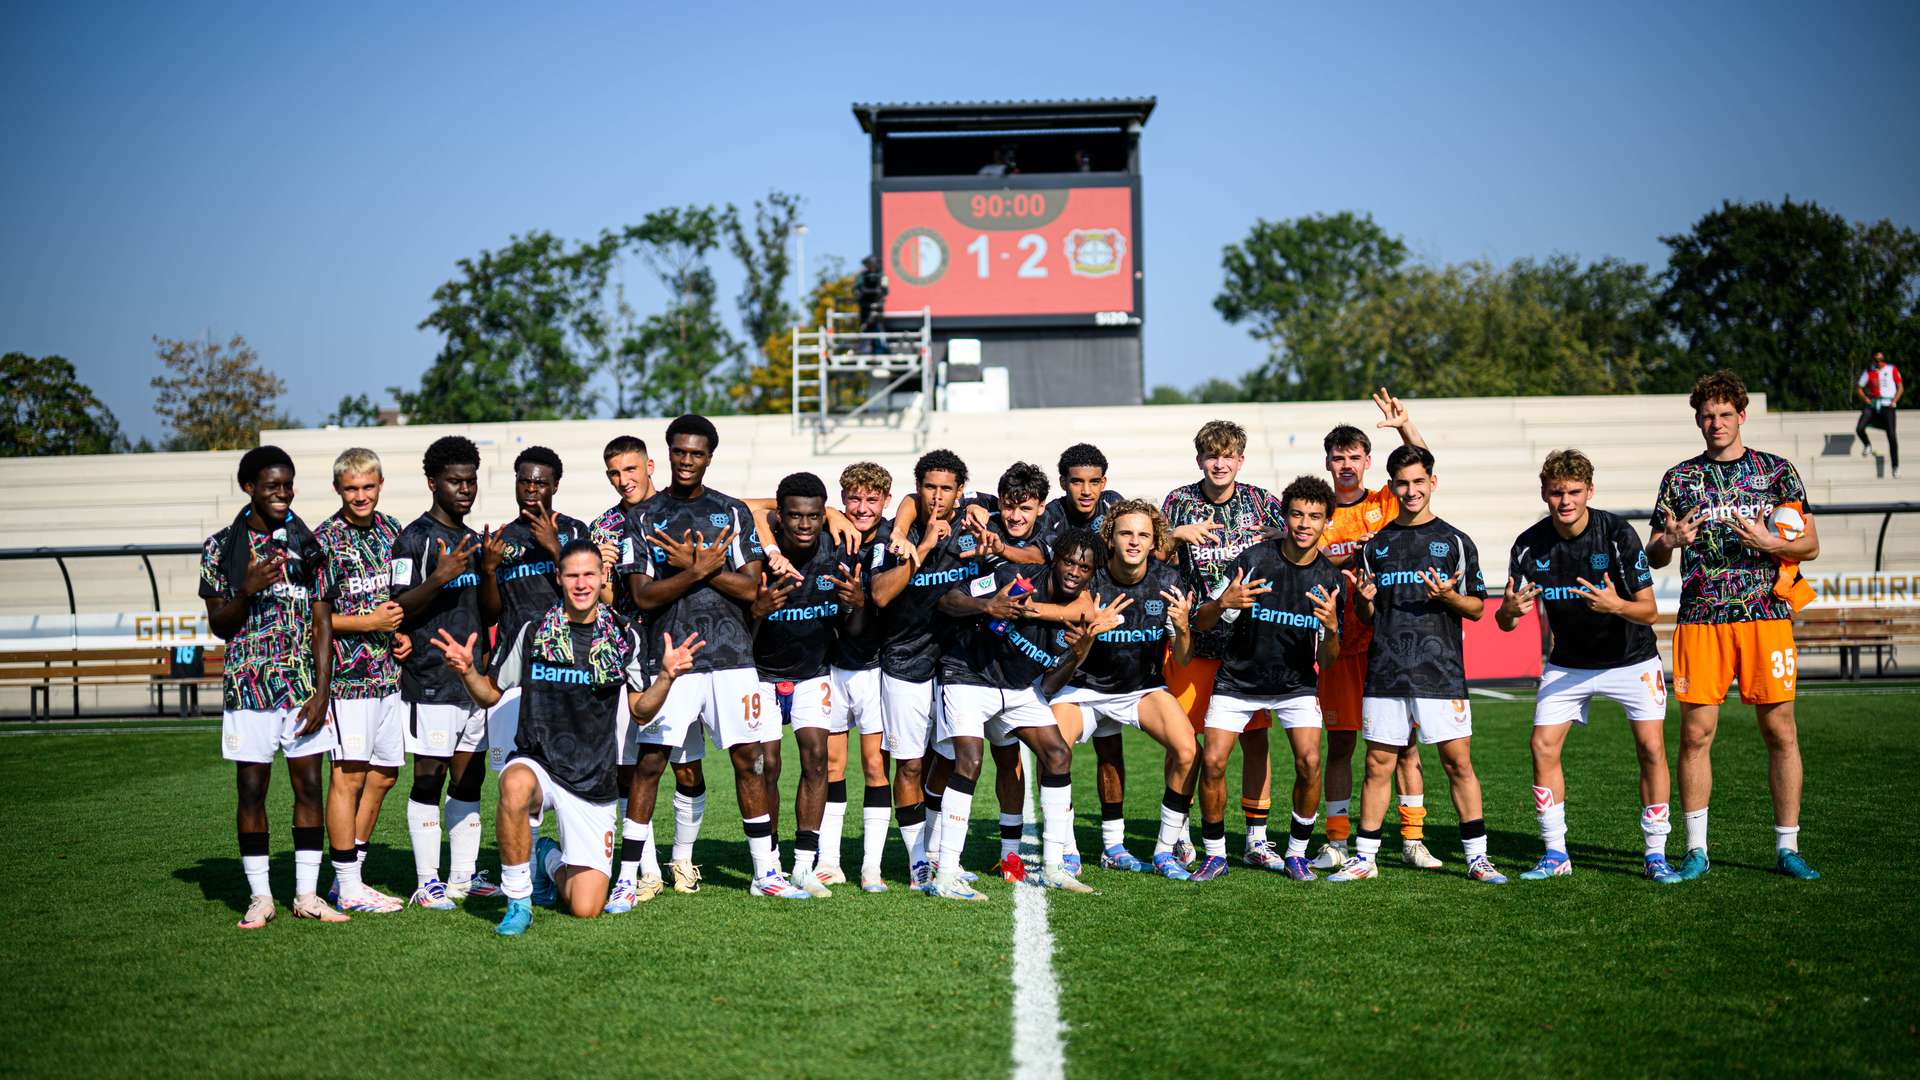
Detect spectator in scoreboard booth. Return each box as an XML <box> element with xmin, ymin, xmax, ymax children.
<box><xmin>199</xmin><ymin>445</ymin><xmax>341</xmax><ymax>929</ymax></box>
<box><xmin>482</xmin><ymin>446</ymin><xmax>590</xmax><ymax>776</ymax></box>
<box><xmin>389</xmin><ymin>435</ymin><xmax>505</xmax><ymax>910</ymax></box>
<box><xmin>314</xmin><ymin>447</ymin><xmax>409</xmax><ymax>914</ymax></box>
<box><xmin>1855</xmin><ymin>350</ymin><xmax>1902</xmax><ymax>478</ymax></box>
<box><xmin>1495</xmin><ymin>449</ymin><xmax>1680</xmax><ymax>885</ymax></box>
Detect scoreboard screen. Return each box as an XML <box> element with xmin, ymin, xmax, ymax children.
<box><xmin>878</xmin><ymin>184</ymin><xmax>1137</xmax><ymax>322</ymax></box>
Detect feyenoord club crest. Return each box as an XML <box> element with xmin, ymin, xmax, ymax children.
<box><xmin>1065</xmin><ymin>228</ymin><xmax>1126</xmax><ymax>278</ymax></box>
<box><xmin>891</xmin><ymin>227</ymin><xmax>949</xmax><ymax>286</ymax></box>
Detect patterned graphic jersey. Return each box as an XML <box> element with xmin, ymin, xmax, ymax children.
<box><xmin>491</xmin><ymin>511</ymin><xmax>590</xmax><ymax>674</ymax></box>
<box><xmin>200</xmin><ymin>524</ymin><xmax>332</xmax><ymax>711</ymax></box>
<box><xmin>1358</xmin><ymin>517</ymin><xmax>1488</xmax><ymax>699</ymax></box>
<box><xmin>1651</xmin><ymin>449</ymin><xmax>1808</xmax><ymax>625</ymax></box>
<box><xmin>494</xmin><ymin>611</ymin><xmax>649</xmax><ymax>803</ymax></box>
<box><xmin>1038</xmin><ymin>490</ymin><xmax>1124</xmax><ymax>551</ymax></box>
<box><xmin>1320</xmin><ymin>485</ymin><xmax>1398</xmax><ymax>654</ymax></box>
<box><xmin>592</xmin><ymin>502</ymin><xmax>646</xmax><ymax>626</ymax></box>
<box><xmin>754</xmin><ymin>531</ymin><xmax>860</xmax><ymax>681</ymax></box>
<box><xmin>1067</xmin><ymin>559</ymin><xmax>1188</xmax><ymax>695</ymax></box>
<box><xmin>391</xmin><ymin>513</ymin><xmax>486</xmax><ymax>706</ymax></box>
<box><xmin>623</xmin><ymin>487</ymin><xmax>764</xmax><ymax>673</ymax></box>
<box><xmin>1508</xmin><ymin>509</ymin><xmax>1659</xmax><ymax>670</ymax></box>
<box><xmin>314</xmin><ymin>510</ymin><xmax>402</xmax><ymax>700</ymax></box>
<box><xmin>829</xmin><ymin>518</ymin><xmax>892</xmax><ymax>672</ymax></box>
<box><xmin>1161</xmin><ymin>480</ymin><xmax>1286</xmax><ymax>660</ymax></box>
<box><xmin>941</xmin><ymin>563</ymin><xmax>1065</xmax><ymax>690</ymax></box>
<box><xmin>1213</xmin><ymin>543</ymin><xmax>1342</xmax><ymax>699</ymax></box>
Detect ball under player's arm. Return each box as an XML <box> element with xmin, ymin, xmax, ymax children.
<box><xmin>1730</xmin><ymin>509</ymin><xmax>1820</xmax><ymax>564</ymax></box>
<box><xmin>433</xmin><ymin>629</ymin><xmax>503</xmax><ymax>709</ymax></box>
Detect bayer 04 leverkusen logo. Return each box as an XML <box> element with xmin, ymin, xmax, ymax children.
<box><xmin>892</xmin><ymin>227</ymin><xmax>949</xmax><ymax>286</ymax></box>
<box><xmin>1065</xmin><ymin>228</ymin><xmax>1127</xmax><ymax>278</ymax></box>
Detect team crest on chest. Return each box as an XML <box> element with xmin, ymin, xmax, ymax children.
<box><xmin>1144</xmin><ymin>599</ymin><xmax>1165</xmax><ymax>618</ymax></box>
<box><xmin>1365</xmin><ymin>508</ymin><xmax>1382</xmax><ymax>524</ymax></box>
<box><xmin>708</xmin><ymin>513</ymin><xmax>729</xmax><ymax>529</ymax></box>
<box><xmin>816</xmin><ymin>575</ymin><xmax>835</xmax><ymax>592</ymax></box>
<box><xmin>956</xmin><ymin>534</ymin><xmax>977</xmax><ymax>553</ymax></box>
<box><xmin>1590</xmin><ymin>553</ymin><xmax>1610</xmax><ymax>570</ymax></box>
<box><xmin>1429</xmin><ymin>541</ymin><xmax>1450</xmax><ymax>557</ymax></box>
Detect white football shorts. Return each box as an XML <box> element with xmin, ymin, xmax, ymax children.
<box><xmin>1362</xmin><ymin>696</ymin><xmax>1473</xmax><ymax>746</ymax></box>
<box><xmin>1534</xmin><ymin>655</ymin><xmax>1667</xmax><ymax>726</ymax></box>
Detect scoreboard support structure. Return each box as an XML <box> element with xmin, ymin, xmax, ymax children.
<box><xmin>789</xmin><ymin>307</ymin><xmax>935</xmax><ymax>454</ymax></box>
<box><xmin>853</xmin><ymin>98</ymin><xmax>1155</xmax><ymax>410</ymax></box>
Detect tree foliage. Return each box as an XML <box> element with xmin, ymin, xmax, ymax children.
<box><xmin>1658</xmin><ymin>197</ymin><xmax>1920</xmax><ymax>408</ymax></box>
<box><xmin>399</xmin><ymin>231</ymin><xmax>616</xmax><ymax>424</ymax></box>
<box><xmin>151</xmin><ymin>334</ymin><xmax>289</xmax><ymax>451</ymax></box>
<box><xmin>1215</xmin><ymin>211</ymin><xmax>1407</xmax><ymax>342</ymax></box>
<box><xmin>325</xmin><ymin>393</ymin><xmax>383</xmax><ymax>428</ymax></box>
<box><xmin>1</xmin><ymin>353</ymin><xmax>125</xmax><ymax>456</ymax></box>
<box><xmin>742</xmin><ymin>270</ymin><xmax>859</xmax><ymax>414</ymax></box>
<box><xmin>616</xmin><ymin>207</ymin><xmax>739</xmax><ymax>417</ymax></box>
<box><xmin>726</xmin><ymin>192</ymin><xmax>801</xmax><ymax>362</ymax></box>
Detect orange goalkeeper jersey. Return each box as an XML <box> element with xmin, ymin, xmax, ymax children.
<box><xmin>1320</xmin><ymin>485</ymin><xmax>1398</xmax><ymax>651</ymax></box>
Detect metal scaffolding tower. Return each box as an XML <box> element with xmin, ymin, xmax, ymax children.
<box><xmin>789</xmin><ymin>307</ymin><xmax>936</xmax><ymax>454</ymax></box>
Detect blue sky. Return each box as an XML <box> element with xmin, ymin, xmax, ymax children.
<box><xmin>4</xmin><ymin>2</ymin><xmax>1916</xmax><ymax>439</ymax></box>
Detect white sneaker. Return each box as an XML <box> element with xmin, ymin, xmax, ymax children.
<box><xmin>292</xmin><ymin>893</ymin><xmax>349</xmax><ymax>923</ymax></box>
<box><xmin>930</xmin><ymin>876</ymin><xmax>990</xmax><ymax>902</ymax></box>
<box><xmin>237</xmin><ymin>894</ymin><xmax>276</xmax><ymax>929</ymax></box>
<box><xmin>860</xmin><ymin>869</ymin><xmax>889</xmax><ymax>894</ymax></box>
<box><xmin>750</xmin><ymin>870</ymin><xmax>811</xmax><ymax>899</ymax></box>
<box><xmin>1041</xmin><ymin>867</ymin><xmax>1097</xmax><ymax>894</ymax></box>
<box><xmin>443</xmin><ymin>870</ymin><xmax>502</xmax><ymax>901</ymax></box>
<box><xmin>815</xmin><ymin>864</ymin><xmax>848</xmax><ymax>886</ymax></box>
<box><xmin>1310</xmin><ymin>841</ymin><xmax>1348</xmax><ymax>870</ymax></box>
<box><xmin>1326</xmin><ymin>856</ymin><xmax>1379</xmax><ymax>883</ymax></box>
<box><xmin>670</xmin><ymin>859</ymin><xmax>702</xmax><ymax>894</ymax></box>
<box><xmin>797</xmin><ymin>870</ymin><xmax>833</xmax><ymax>898</ymax></box>
<box><xmin>1401</xmin><ymin>840</ymin><xmax>1444</xmax><ymax>869</ymax></box>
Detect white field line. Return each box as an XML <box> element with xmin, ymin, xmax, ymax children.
<box><xmin>1011</xmin><ymin>882</ymin><xmax>1066</xmax><ymax>1080</ymax></box>
<box><xmin>1469</xmin><ymin>686</ymin><xmax>1519</xmax><ymax>700</ymax></box>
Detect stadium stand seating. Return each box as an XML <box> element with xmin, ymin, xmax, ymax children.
<box><xmin>3</xmin><ymin>393</ymin><xmax>1913</xmax><ymax>714</ymax></box>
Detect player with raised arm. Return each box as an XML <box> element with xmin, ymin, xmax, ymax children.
<box><xmin>748</xmin><ymin>472</ymin><xmax>869</xmax><ymax>897</ymax></box>
<box><xmin>821</xmin><ymin>463</ymin><xmax>897</xmax><ymax>892</ymax></box>
<box><xmin>389</xmin><ymin>435</ymin><xmax>504</xmax><ymax>909</ymax></box>
<box><xmin>432</xmin><ymin>539</ymin><xmax>701</xmax><ymax>934</ymax></box>
<box><xmin>1329</xmin><ymin>445</ymin><xmax>1506</xmax><ymax>885</ymax></box>
<box><xmin>1048</xmin><ymin>500</ymin><xmax>1201</xmax><ymax>881</ymax></box>
<box><xmin>1191</xmin><ymin>476</ymin><xmax>1343</xmax><ymax>882</ymax></box>
<box><xmin>929</xmin><ymin>532</ymin><xmax>1124</xmax><ymax>899</ymax></box>
<box><xmin>484</xmin><ymin>446</ymin><xmax>590</xmax><ymax>774</ymax></box>
<box><xmin>200</xmin><ymin>446</ymin><xmax>342</xmax><ymax>928</ymax></box>
<box><xmin>624</xmin><ymin>414</ymin><xmax>807</xmax><ymax>899</ymax></box>
<box><xmin>314</xmin><ymin>448</ymin><xmax>407</xmax><ymax>913</ymax></box>
<box><xmin>1648</xmin><ymin>371</ymin><xmax>1822</xmax><ymax>881</ymax></box>
<box><xmin>1497</xmin><ymin>449</ymin><xmax>1679</xmax><ymax>883</ymax></box>
<box><xmin>1160</xmin><ymin>420</ymin><xmax>1284</xmax><ymax>867</ymax></box>
<box><xmin>1315</xmin><ymin>392</ymin><xmax>1440</xmax><ymax>871</ymax></box>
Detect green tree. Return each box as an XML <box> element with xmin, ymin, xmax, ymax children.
<box><xmin>1</xmin><ymin>353</ymin><xmax>125</xmax><ymax>456</ymax></box>
<box><xmin>1658</xmin><ymin>197</ymin><xmax>1920</xmax><ymax>408</ymax></box>
<box><xmin>1216</xmin><ymin>212</ymin><xmax>1408</xmax><ymax>400</ymax></box>
<box><xmin>1145</xmin><ymin>384</ymin><xmax>1192</xmax><ymax>405</ymax></box>
<box><xmin>400</xmin><ymin>231</ymin><xmax>617</xmax><ymax>424</ymax></box>
<box><xmin>744</xmin><ymin>270</ymin><xmax>858</xmax><ymax>414</ymax></box>
<box><xmin>325</xmin><ymin>393</ymin><xmax>383</xmax><ymax>427</ymax></box>
<box><xmin>151</xmin><ymin>333</ymin><xmax>290</xmax><ymax>450</ymax></box>
<box><xmin>616</xmin><ymin>207</ymin><xmax>739</xmax><ymax>416</ymax></box>
<box><xmin>726</xmin><ymin>192</ymin><xmax>801</xmax><ymax>364</ymax></box>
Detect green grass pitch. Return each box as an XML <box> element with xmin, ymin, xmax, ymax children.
<box><xmin>4</xmin><ymin>688</ymin><xmax>1916</xmax><ymax>1078</ymax></box>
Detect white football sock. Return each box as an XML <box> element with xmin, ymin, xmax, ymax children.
<box><xmin>242</xmin><ymin>854</ymin><xmax>270</xmax><ymax>898</ymax></box>
<box><xmin>1153</xmin><ymin>789</ymin><xmax>1192</xmax><ymax>855</ymax></box>
<box><xmin>501</xmin><ymin>862</ymin><xmax>532</xmax><ymax>900</ymax></box>
<box><xmin>744</xmin><ymin>814</ymin><xmax>776</xmax><ymax>878</ymax></box>
<box><xmin>1774</xmin><ymin>825</ymin><xmax>1800</xmax><ymax>853</ymax></box>
<box><xmin>1287</xmin><ymin>812</ymin><xmax>1317</xmax><ymax>858</ymax></box>
<box><xmin>332</xmin><ymin>852</ymin><xmax>363</xmax><ymax>898</ymax></box>
<box><xmin>294</xmin><ymin>848</ymin><xmax>322</xmax><ymax>897</ymax></box>
<box><xmin>1641</xmin><ymin>803</ymin><xmax>1671</xmax><ymax>857</ymax></box>
<box><xmin>1040</xmin><ymin>778</ymin><xmax>1073</xmax><ymax>871</ymax></box>
<box><xmin>444</xmin><ymin>798</ymin><xmax>482</xmax><ymax>883</ymax></box>
<box><xmin>406</xmin><ymin>799</ymin><xmax>442</xmax><ymax>885</ymax></box>
<box><xmin>937</xmin><ymin>785</ymin><xmax>976</xmax><ymax>882</ymax></box>
<box><xmin>619</xmin><ymin>817</ymin><xmax>648</xmax><ymax>882</ymax></box>
<box><xmin>1355</xmin><ymin>833</ymin><xmax>1382</xmax><ymax>861</ymax></box>
<box><xmin>862</xmin><ymin>785</ymin><xmax>892</xmax><ymax>874</ymax></box>
<box><xmin>1100</xmin><ymin>813</ymin><xmax>1126</xmax><ymax>850</ymax></box>
<box><xmin>673</xmin><ymin>788</ymin><xmax>706</xmax><ymax>862</ymax></box>
<box><xmin>820</xmin><ymin>792</ymin><xmax>848</xmax><ymax>870</ymax></box>
<box><xmin>1684</xmin><ymin>807</ymin><xmax>1709</xmax><ymax>853</ymax></box>
<box><xmin>540</xmin><ymin>844</ymin><xmax>565</xmax><ymax>880</ymax></box>
<box><xmin>1537</xmin><ymin>798</ymin><xmax>1568</xmax><ymax>854</ymax></box>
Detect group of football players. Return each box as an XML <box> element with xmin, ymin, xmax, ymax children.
<box><xmin>201</xmin><ymin>369</ymin><xmax>1821</xmax><ymax>935</ymax></box>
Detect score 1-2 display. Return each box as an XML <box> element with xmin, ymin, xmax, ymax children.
<box><xmin>879</xmin><ymin>185</ymin><xmax>1135</xmax><ymax>321</ymax></box>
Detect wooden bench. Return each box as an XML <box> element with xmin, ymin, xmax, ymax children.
<box><xmin>0</xmin><ymin>647</ymin><xmax>225</xmax><ymax>720</ymax></box>
<box><xmin>1794</xmin><ymin>608</ymin><xmax>1905</xmax><ymax>679</ymax></box>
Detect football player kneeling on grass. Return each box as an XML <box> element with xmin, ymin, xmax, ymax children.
<box><xmin>434</xmin><ymin>539</ymin><xmax>701</xmax><ymax>935</ymax></box>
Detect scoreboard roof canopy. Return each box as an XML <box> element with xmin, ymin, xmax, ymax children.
<box><xmin>852</xmin><ymin>98</ymin><xmax>1156</xmax><ymax>135</ymax></box>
